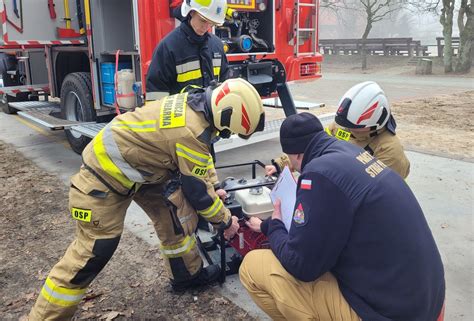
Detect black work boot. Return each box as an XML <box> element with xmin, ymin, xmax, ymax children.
<box><xmin>171</xmin><ymin>264</ymin><xmax>221</xmax><ymax>291</ymax></box>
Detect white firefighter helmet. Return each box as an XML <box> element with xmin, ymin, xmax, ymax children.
<box><xmin>181</xmin><ymin>0</ymin><xmax>227</xmax><ymax>25</ymax></box>
<box><xmin>335</xmin><ymin>81</ymin><xmax>394</xmax><ymax>132</ymax></box>
<box><xmin>211</xmin><ymin>78</ymin><xmax>265</xmax><ymax>138</ymax></box>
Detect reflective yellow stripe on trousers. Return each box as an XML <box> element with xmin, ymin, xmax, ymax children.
<box><xmin>161</xmin><ymin>234</ymin><xmax>197</xmax><ymax>258</ymax></box>
<box><xmin>93</xmin><ymin>124</ymin><xmax>145</xmax><ymax>189</ymax></box>
<box><xmin>197</xmin><ymin>197</ymin><xmax>223</xmax><ymax>219</ymax></box>
<box><xmin>175</xmin><ymin>143</ymin><xmax>211</xmax><ymax>167</ymax></box>
<box><xmin>40</xmin><ymin>277</ymin><xmax>86</xmax><ymax>307</ymax></box>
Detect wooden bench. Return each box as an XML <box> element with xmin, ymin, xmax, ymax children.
<box><xmin>436</xmin><ymin>37</ymin><xmax>460</xmax><ymax>57</ymax></box>
<box><xmin>319</xmin><ymin>38</ymin><xmax>428</xmax><ymax>57</ymax></box>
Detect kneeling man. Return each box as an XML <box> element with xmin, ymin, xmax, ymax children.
<box><xmin>240</xmin><ymin>112</ymin><xmax>445</xmax><ymax>321</ymax></box>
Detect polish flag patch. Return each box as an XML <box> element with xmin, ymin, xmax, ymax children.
<box><xmin>300</xmin><ymin>179</ymin><xmax>312</xmax><ymax>190</ymax></box>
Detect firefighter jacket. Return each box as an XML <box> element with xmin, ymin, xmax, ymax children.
<box><xmin>261</xmin><ymin>132</ymin><xmax>445</xmax><ymax>321</ymax></box>
<box><xmin>79</xmin><ymin>92</ymin><xmax>231</xmax><ymax>228</ymax></box>
<box><xmin>347</xmin><ymin>127</ymin><xmax>410</xmax><ymax>179</ymax></box>
<box><xmin>272</xmin><ymin>122</ymin><xmax>410</xmax><ymax>179</ymax></box>
<box><xmin>146</xmin><ymin>19</ymin><xmax>229</xmax><ymax>95</ymax></box>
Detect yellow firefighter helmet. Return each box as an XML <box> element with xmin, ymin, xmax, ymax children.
<box><xmin>211</xmin><ymin>78</ymin><xmax>265</xmax><ymax>138</ymax></box>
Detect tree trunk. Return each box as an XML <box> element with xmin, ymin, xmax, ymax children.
<box><xmin>361</xmin><ymin>21</ymin><xmax>372</xmax><ymax>70</ymax></box>
<box><xmin>458</xmin><ymin>2</ymin><xmax>466</xmax><ymax>33</ymax></box>
<box><xmin>440</xmin><ymin>0</ymin><xmax>455</xmax><ymax>73</ymax></box>
<box><xmin>455</xmin><ymin>1</ymin><xmax>474</xmax><ymax>73</ymax></box>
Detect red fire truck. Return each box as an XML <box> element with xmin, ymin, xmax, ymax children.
<box><xmin>0</xmin><ymin>0</ymin><xmax>322</xmax><ymax>153</ymax></box>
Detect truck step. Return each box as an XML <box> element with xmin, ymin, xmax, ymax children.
<box><xmin>71</xmin><ymin>113</ymin><xmax>336</xmax><ymax>152</ymax></box>
<box><xmin>215</xmin><ymin>113</ymin><xmax>335</xmax><ymax>152</ymax></box>
<box><xmin>9</xmin><ymin>101</ymin><xmax>60</xmax><ymax>112</ymax></box>
<box><xmin>17</xmin><ymin>110</ymin><xmax>94</xmax><ymax>130</ymax></box>
<box><xmin>262</xmin><ymin>98</ymin><xmax>325</xmax><ymax>110</ymax></box>
<box><xmin>70</xmin><ymin>122</ymin><xmax>107</xmax><ymax>138</ymax></box>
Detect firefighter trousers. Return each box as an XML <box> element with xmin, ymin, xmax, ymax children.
<box><xmin>239</xmin><ymin>249</ymin><xmax>360</xmax><ymax>321</ymax></box>
<box><xmin>29</xmin><ymin>167</ymin><xmax>201</xmax><ymax>321</ymax></box>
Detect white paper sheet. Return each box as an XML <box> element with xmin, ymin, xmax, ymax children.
<box><xmin>269</xmin><ymin>166</ymin><xmax>297</xmax><ymax>231</ymax></box>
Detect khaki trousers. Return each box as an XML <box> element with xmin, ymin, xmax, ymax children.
<box><xmin>239</xmin><ymin>249</ymin><xmax>360</xmax><ymax>321</ymax></box>
<box><xmin>29</xmin><ymin>168</ymin><xmax>201</xmax><ymax>320</ymax></box>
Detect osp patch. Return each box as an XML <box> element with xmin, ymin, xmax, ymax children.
<box><xmin>71</xmin><ymin>207</ymin><xmax>92</xmax><ymax>222</ymax></box>
<box><xmin>293</xmin><ymin>203</ymin><xmax>305</xmax><ymax>225</ymax></box>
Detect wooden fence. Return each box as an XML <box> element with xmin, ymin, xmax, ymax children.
<box><xmin>319</xmin><ymin>38</ymin><xmax>429</xmax><ymax>57</ymax></box>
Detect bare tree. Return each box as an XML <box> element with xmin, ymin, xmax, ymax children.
<box><xmin>338</xmin><ymin>0</ymin><xmax>405</xmax><ymax>69</ymax></box>
<box><xmin>455</xmin><ymin>0</ymin><xmax>474</xmax><ymax>72</ymax></box>
<box><xmin>440</xmin><ymin>0</ymin><xmax>456</xmax><ymax>72</ymax></box>
<box><xmin>359</xmin><ymin>0</ymin><xmax>402</xmax><ymax>39</ymax></box>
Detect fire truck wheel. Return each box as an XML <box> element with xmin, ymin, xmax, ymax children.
<box><xmin>60</xmin><ymin>72</ymin><xmax>96</xmax><ymax>154</ymax></box>
<box><xmin>0</xmin><ymin>94</ymin><xmax>14</xmax><ymax>114</ymax></box>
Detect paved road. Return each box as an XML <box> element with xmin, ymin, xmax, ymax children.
<box><xmin>1</xmin><ymin>72</ymin><xmax>472</xmax><ymax>320</ymax></box>
<box><xmin>289</xmin><ymin>72</ymin><xmax>474</xmax><ymax>107</ymax></box>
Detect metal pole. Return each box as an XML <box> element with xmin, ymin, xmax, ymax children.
<box><xmin>219</xmin><ymin>230</ymin><xmax>226</xmax><ymax>283</ymax></box>
<box><xmin>276</xmin><ymin>82</ymin><xmax>297</xmax><ymax>116</ymax></box>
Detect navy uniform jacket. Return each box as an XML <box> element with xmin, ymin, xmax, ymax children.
<box><xmin>146</xmin><ymin>20</ymin><xmax>228</xmax><ymax>95</ymax></box>
<box><xmin>262</xmin><ymin>131</ymin><xmax>445</xmax><ymax>321</ymax></box>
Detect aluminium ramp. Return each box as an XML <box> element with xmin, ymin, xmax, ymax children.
<box><xmin>262</xmin><ymin>97</ymin><xmax>325</xmax><ymax>110</ymax></box>
<box><xmin>14</xmin><ymin>100</ymin><xmax>95</xmax><ymax>130</ymax></box>
<box><xmin>71</xmin><ymin>113</ymin><xmax>336</xmax><ymax>152</ymax></box>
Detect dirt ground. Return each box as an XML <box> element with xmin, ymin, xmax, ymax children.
<box><xmin>0</xmin><ymin>142</ymin><xmax>252</xmax><ymax>320</ymax></box>
<box><xmin>392</xmin><ymin>91</ymin><xmax>474</xmax><ymax>161</ymax></box>
<box><xmin>320</xmin><ymin>56</ymin><xmax>474</xmax><ymax>160</ymax></box>
<box><xmin>266</xmin><ymin>89</ymin><xmax>474</xmax><ymax>161</ymax></box>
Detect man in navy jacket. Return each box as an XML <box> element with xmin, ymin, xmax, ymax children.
<box><xmin>240</xmin><ymin>112</ymin><xmax>445</xmax><ymax>321</ymax></box>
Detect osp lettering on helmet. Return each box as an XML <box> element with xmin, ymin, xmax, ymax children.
<box><xmin>335</xmin><ymin>81</ymin><xmax>392</xmax><ymax>132</ymax></box>
<box><xmin>181</xmin><ymin>0</ymin><xmax>227</xmax><ymax>25</ymax></box>
<box><xmin>211</xmin><ymin>78</ymin><xmax>265</xmax><ymax>139</ymax></box>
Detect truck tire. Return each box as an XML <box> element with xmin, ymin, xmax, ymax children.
<box><xmin>60</xmin><ymin>72</ymin><xmax>96</xmax><ymax>154</ymax></box>
<box><xmin>0</xmin><ymin>94</ymin><xmax>13</xmax><ymax>114</ymax></box>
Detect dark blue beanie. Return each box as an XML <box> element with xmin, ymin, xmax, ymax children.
<box><xmin>280</xmin><ymin>112</ymin><xmax>324</xmax><ymax>154</ymax></box>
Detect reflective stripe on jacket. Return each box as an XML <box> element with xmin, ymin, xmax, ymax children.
<box><xmin>146</xmin><ymin>20</ymin><xmax>228</xmax><ymax>95</ymax></box>
<box><xmin>79</xmin><ymin>93</ymin><xmax>230</xmax><ymax>225</ymax></box>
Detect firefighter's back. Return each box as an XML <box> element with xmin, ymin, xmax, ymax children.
<box><xmin>81</xmin><ymin>93</ymin><xmax>211</xmax><ymax>195</ymax></box>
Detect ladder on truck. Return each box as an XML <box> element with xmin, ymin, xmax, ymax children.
<box><xmin>294</xmin><ymin>0</ymin><xmax>318</xmax><ymax>57</ymax></box>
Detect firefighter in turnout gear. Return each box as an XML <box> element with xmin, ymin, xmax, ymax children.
<box><xmin>146</xmin><ymin>0</ymin><xmax>229</xmax><ymax>99</ymax></box>
<box><xmin>29</xmin><ymin>78</ymin><xmax>265</xmax><ymax>320</ymax></box>
<box><xmin>267</xmin><ymin>82</ymin><xmax>410</xmax><ymax>179</ymax></box>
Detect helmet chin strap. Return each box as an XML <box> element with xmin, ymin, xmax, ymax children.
<box><xmin>219</xmin><ymin>129</ymin><xmax>232</xmax><ymax>138</ymax></box>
